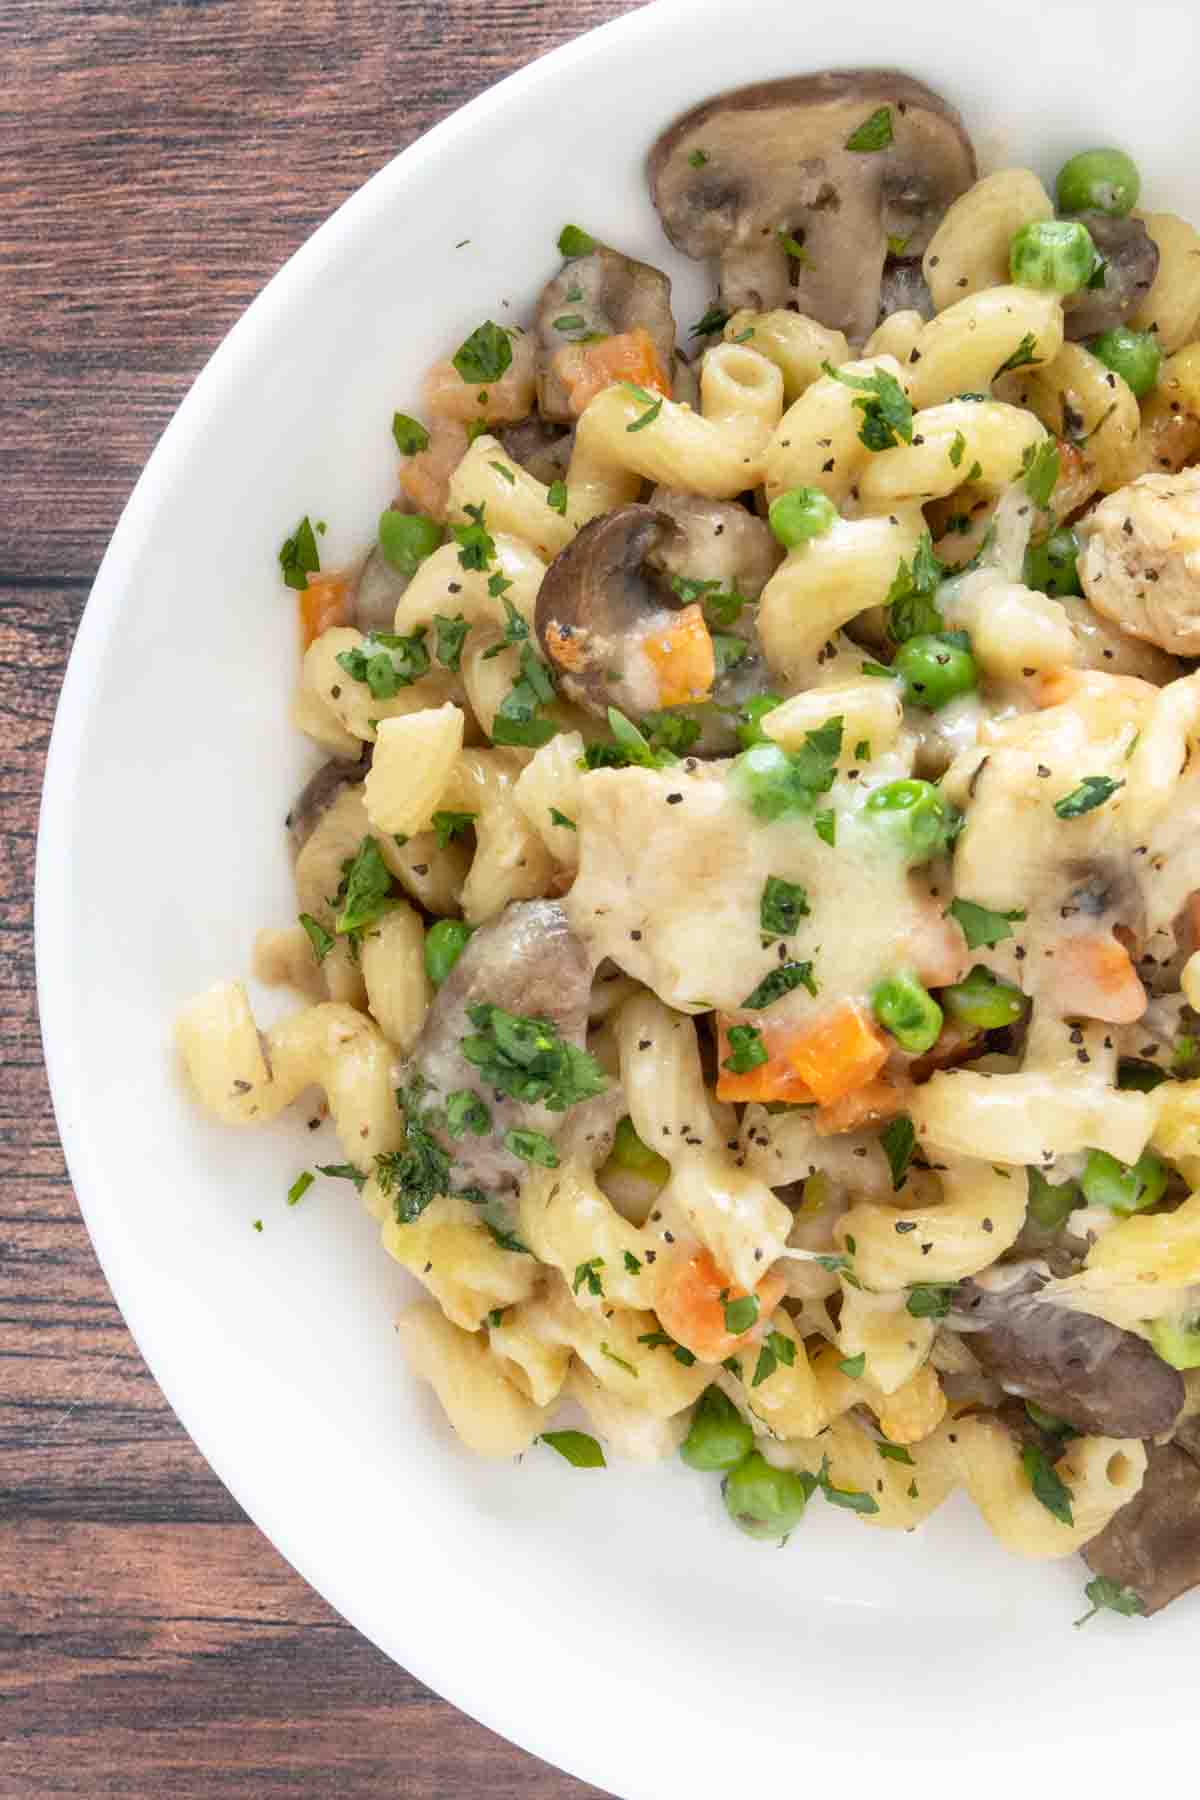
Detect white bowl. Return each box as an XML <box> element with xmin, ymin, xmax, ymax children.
<box><xmin>37</xmin><ymin>1</ymin><xmax>1200</xmax><ymax>1793</ymax></box>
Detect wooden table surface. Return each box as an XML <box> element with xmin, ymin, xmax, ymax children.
<box><xmin>1</xmin><ymin>4</ymin><xmax>645</xmax><ymax>1792</ymax></box>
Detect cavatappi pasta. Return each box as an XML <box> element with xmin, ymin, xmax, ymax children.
<box><xmin>178</xmin><ymin>71</ymin><xmax>1200</xmax><ymax>1618</ymax></box>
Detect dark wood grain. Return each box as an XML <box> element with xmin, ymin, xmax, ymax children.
<box><xmin>1</xmin><ymin>3</ymin><xmax>644</xmax><ymax>1793</ymax></box>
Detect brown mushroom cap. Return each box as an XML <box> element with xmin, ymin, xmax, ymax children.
<box><xmin>1063</xmin><ymin>211</ymin><xmax>1160</xmax><ymax>341</ymax></box>
<box><xmin>285</xmin><ymin>749</ymin><xmax>372</xmax><ymax>856</ymax></box>
<box><xmin>535</xmin><ymin>504</ymin><xmax>682</xmax><ymax>717</ymax></box>
<box><xmin>535</xmin><ymin>241</ymin><xmax>676</xmax><ymax>422</ymax></box>
<box><xmin>647</xmin><ymin>71</ymin><xmax>976</xmax><ymax>344</ymax></box>
<box><xmin>1083</xmin><ymin>1440</ymin><xmax>1200</xmax><ymax>1615</ymax></box>
<box><xmin>954</xmin><ymin>1270</ymin><xmax>1184</xmax><ymax>1440</ymax></box>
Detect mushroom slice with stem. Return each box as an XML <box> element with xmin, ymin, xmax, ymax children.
<box><xmin>536</xmin><ymin>503</ymin><xmax>714</xmax><ymax>719</ymax></box>
<box><xmin>535</xmin><ymin>240</ymin><xmax>676</xmax><ymax>423</ymax></box>
<box><xmin>285</xmin><ymin>747</ymin><xmax>373</xmax><ymax>857</ymax></box>
<box><xmin>1083</xmin><ymin>1440</ymin><xmax>1200</xmax><ymax>1614</ymax></box>
<box><xmin>647</xmin><ymin>71</ymin><xmax>976</xmax><ymax>344</ymax></box>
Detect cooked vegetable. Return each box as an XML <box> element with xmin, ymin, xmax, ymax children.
<box><xmin>655</xmin><ymin>1248</ymin><xmax>784</xmax><ymax>1362</ymax></box>
<box><xmin>941</xmin><ymin>965</ymin><xmax>1026</xmax><ymax>1031</ymax></box>
<box><xmin>863</xmin><ymin>778</ymin><xmax>960</xmax><ymax>865</ymax></box>
<box><xmin>424</xmin><ymin>919</ymin><xmax>475</xmax><ymax>988</ymax></box>
<box><xmin>1009</xmin><ymin>219</ymin><xmax>1097</xmax><ymax>294</ymax></box>
<box><xmin>872</xmin><ymin>970</ymin><xmax>943</xmax><ymax>1055</ymax></box>
<box><xmin>534</xmin><ymin>238</ymin><xmax>675</xmax><ymax>421</ymax></box>
<box><xmin>954</xmin><ymin>1269</ymin><xmax>1184</xmax><ymax>1438</ymax></box>
<box><xmin>607</xmin><ymin>1115</ymin><xmax>670</xmax><ymax>1186</ymax></box>
<box><xmin>722</xmin><ymin>1451</ymin><xmax>812</xmax><ymax>1540</ymax></box>
<box><xmin>1023</xmin><ymin>526</ymin><xmax>1082</xmax><ymax>598</ymax></box>
<box><xmin>1083</xmin><ymin>1442</ymin><xmax>1200</xmax><ymax>1615</ymax></box>
<box><xmin>1079</xmin><ymin>1147</ymin><xmax>1169</xmax><ymax>1216</ymax></box>
<box><xmin>768</xmin><ymin>486</ymin><xmax>838</xmax><ymax>547</ymax></box>
<box><xmin>681</xmin><ymin>1386</ymin><xmax>755</xmax><ymax>1471</ymax></box>
<box><xmin>1088</xmin><ymin>325</ymin><xmax>1161</xmax><ymax>397</ymax></box>
<box><xmin>1055</xmin><ymin>147</ymin><xmax>1140</xmax><ymax>218</ymax></box>
<box><xmin>894</xmin><ymin>633</ymin><xmax>978</xmax><ymax>709</ymax></box>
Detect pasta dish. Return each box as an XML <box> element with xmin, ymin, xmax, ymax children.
<box><xmin>176</xmin><ymin>71</ymin><xmax>1200</xmax><ymax>1621</ymax></box>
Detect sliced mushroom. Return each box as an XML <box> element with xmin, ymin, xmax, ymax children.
<box><xmin>878</xmin><ymin>256</ymin><xmax>935</xmax><ymax>323</ymax></box>
<box><xmin>350</xmin><ymin>544</ymin><xmax>413</xmax><ymax>636</ymax></box>
<box><xmin>285</xmin><ymin>748</ymin><xmax>372</xmax><ymax>856</ymax></box>
<box><xmin>535</xmin><ymin>241</ymin><xmax>676</xmax><ymax>422</ymax></box>
<box><xmin>498</xmin><ymin>417</ymin><xmax>575</xmax><ymax>486</ymax></box>
<box><xmin>1063</xmin><ymin>211</ymin><xmax>1160</xmax><ymax>341</ymax></box>
<box><xmin>535</xmin><ymin>504</ymin><xmax>685</xmax><ymax>717</ymax></box>
<box><xmin>1083</xmin><ymin>1441</ymin><xmax>1200</xmax><ymax>1614</ymax></box>
<box><xmin>647</xmin><ymin>72</ymin><xmax>976</xmax><ymax>343</ymax></box>
<box><xmin>400</xmin><ymin>899</ymin><xmax>595</xmax><ymax>1194</ymax></box>
<box><xmin>954</xmin><ymin>1269</ymin><xmax>1185</xmax><ymax>1439</ymax></box>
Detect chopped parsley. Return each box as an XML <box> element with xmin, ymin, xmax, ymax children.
<box><xmin>760</xmin><ymin>875</ymin><xmax>810</xmax><ymax>938</ymax></box>
<box><xmin>886</xmin><ymin>532</ymin><xmax>945</xmax><ymax>641</ymax></box>
<box><xmin>484</xmin><ymin>1218</ymin><xmax>532</xmax><ymax>1253</ymax></box>
<box><xmin>948</xmin><ymin>897</ymin><xmax>1026</xmax><ymax>950</ymax></box>
<box><xmin>671</xmin><ymin>573</ymin><xmax>747</xmax><ymax>629</ymax></box>
<box><xmin>490</xmin><ymin>459</ymin><xmax>516</xmax><ymax>485</ymax></box>
<box><xmin>1074</xmin><ymin>1575</ymin><xmax>1144</xmax><ymax>1627</ymax></box>
<box><xmin>336</xmin><ymin>628</ymin><xmax>430</xmax><ymax>698</ymax></box>
<box><xmin>1054</xmin><ymin>775</ymin><xmax>1124</xmax><ymax>819</ymax></box>
<box><xmin>316</xmin><ymin>1162</ymin><xmax>366</xmax><ymax>1192</ymax></box>
<box><xmin>287</xmin><ymin>1170</ymin><xmax>314</xmax><ymax>1206</ymax></box>
<box><xmin>623</xmin><ymin>1250</ymin><xmax>642</xmax><ymax>1276</ymax></box>
<box><xmin>777</xmin><ymin>228</ymin><xmax>813</xmax><ymax>268</ymax></box>
<box><xmin>622</xmin><ymin>382</ymin><xmax>664</xmax><ymax>432</ymax></box>
<box><xmin>431</xmin><ymin>809</ymin><xmax>476</xmax><ymax>848</ymax></box>
<box><xmin>723</xmin><ymin>1025</ymin><xmax>768</xmax><ymax>1075</ymax></box>
<box><xmin>1117</xmin><ymin>1058</ymin><xmax>1170</xmax><ymax>1093</ymax></box>
<box><xmin>949</xmin><ymin>429</ymin><xmax>966</xmax><ymax>469</ymax></box>
<box><xmin>557</xmin><ymin>224</ymin><xmax>596</xmax><ymax>258</ymax></box>
<box><xmin>549</xmin><ymin>807</ymin><xmax>577</xmax><ymax>831</ymax></box>
<box><xmin>637</xmin><ymin>1330</ymin><xmax>697</xmax><ymax>1367</ymax></box>
<box><xmin>740</xmin><ymin>962</ymin><xmax>818</xmax><ymax>1009</ymax></box>
<box><xmin>880</xmin><ymin>1115</ymin><xmax>916</xmax><ymax>1191</ymax></box>
<box><xmin>878</xmin><ymin>1442</ymin><xmax>916</xmax><ymax>1465</ymax></box>
<box><xmin>733</xmin><ymin>716</ymin><xmax>843</xmax><ymax>822</ymax></box>
<box><xmin>837</xmin><ymin>1352</ymin><xmax>866</xmax><ymax>1379</ymax></box>
<box><xmin>462</xmin><ymin>1004</ymin><xmax>607</xmax><ymax>1111</ymax></box>
<box><xmin>993</xmin><ymin>333</ymin><xmax>1043</xmax><ymax>379</ymax></box>
<box><xmin>449</xmin><ymin>501</ymin><xmax>496</xmax><ymax>571</ymax></box>
<box><xmin>822</xmin><ymin>361</ymin><xmax>913</xmax><ymax>451</ymax></box>
<box><xmin>451</xmin><ymin>320</ymin><xmax>513</xmax><ymax>385</ymax></box>
<box><xmin>333</xmin><ymin>838</ymin><xmax>400</xmax><ymax>938</ymax></box>
<box><xmin>299</xmin><ymin>912</ymin><xmax>334</xmax><ymax>964</ymax></box>
<box><xmin>392</xmin><ymin>413</ymin><xmax>430</xmax><ymax>456</ymax></box>
<box><xmin>547</xmin><ymin>479</ymin><xmax>568</xmax><ymax>516</ymax></box>
<box><xmin>1021</xmin><ymin>1444</ymin><xmax>1075</xmax><ymax>1526</ymax></box>
<box><xmin>712</xmin><ymin>633</ymin><xmax>748</xmax><ymax>677</ymax></box>
<box><xmin>481</xmin><ymin>594</ymin><xmax>529</xmax><ymax>658</ymax></box>
<box><xmin>640</xmin><ymin>709</ymin><xmax>702</xmax><ymax>757</ymax></box>
<box><xmin>278</xmin><ymin>515</ymin><xmax>321</xmax><ymax>590</ymax></box>
<box><xmin>540</xmin><ymin>1429</ymin><xmax>605</xmax><ymax>1468</ymax></box>
<box><xmin>845</xmin><ymin>106</ymin><xmax>894</xmax><ymax>152</ymax></box>
<box><xmin>813</xmin><ymin>808</ymin><xmax>836</xmax><ymax>847</ymax></box>
<box><xmin>573</xmin><ymin>1256</ymin><xmax>605</xmax><ymax>1298</ymax></box>
<box><xmin>375</xmin><ymin>1122</ymin><xmax>450</xmax><ymax>1225</ymax></box>
<box><xmin>504</xmin><ymin>1127</ymin><xmax>560</xmax><ymax>1168</ymax></box>
<box><xmin>690</xmin><ymin>302</ymin><xmax>732</xmax><ymax>339</ymax></box>
<box><xmin>580</xmin><ymin>706</ymin><xmax>679</xmax><ymax>772</ymax></box>
<box><xmin>491</xmin><ymin>644</ymin><xmax>559</xmax><ymax>748</ymax></box>
<box><xmin>600</xmin><ymin>1342</ymin><xmax>638</xmax><ymax>1377</ymax></box>
<box><xmin>1020</xmin><ymin>439</ymin><xmax>1061</xmax><ymax>509</ymax></box>
<box><xmin>801</xmin><ymin>1453</ymin><xmax>880</xmax><ymax>1515</ymax></box>
<box><xmin>721</xmin><ymin>1293</ymin><xmax>759</xmax><ymax>1335</ymax></box>
<box><xmin>688</xmin><ymin>147</ymin><xmax>710</xmax><ymax>168</ymax></box>
<box><xmin>905</xmin><ymin>1283</ymin><xmax>959</xmax><ymax>1321</ymax></box>
<box><xmin>752</xmin><ymin>1330</ymin><xmax>797</xmax><ymax>1387</ymax></box>
<box><xmin>433</xmin><ymin>612</ymin><xmax>471</xmax><ymax>672</ymax></box>
<box><xmin>444</xmin><ymin>1090</ymin><xmax>491</xmax><ymax>1139</ymax></box>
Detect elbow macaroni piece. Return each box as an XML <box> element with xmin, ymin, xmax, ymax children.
<box><xmin>952</xmin><ymin>1414</ymin><xmax>1146</xmax><ymax>1558</ymax></box>
<box><xmin>921</xmin><ymin>170</ymin><xmax>1054</xmax><ymax>311</ymax></box>
<box><xmin>381</xmin><ymin>1195</ymin><xmax>540</xmax><ymax>1330</ymax></box>
<box><xmin>364</xmin><ymin>702</ymin><xmax>465</xmax><ymax>837</ymax></box>
<box><xmin>837</xmin><ymin>1156</ymin><xmax>1027</xmax><ymax>1288</ymax></box>
<box><xmin>359</xmin><ymin>903</ymin><xmax>431</xmax><ymax>1055</ymax></box>
<box><xmin>437</xmin><ymin>747</ymin><xmax>555</xmax><ymax>925</ymax></box>
<box><xmin>723</xmin><ymin>308</ymin><xmax>850</xmax><ymax>402</ymax></box>
<box><xmin>856</xmin><ymin>398</ymin><xmax>1048</xmax><ymax>505</ymax></box>
<box><xmin>395</xmin><ymin>1304</ymin><xmax>548</xmax><ymax>1456</ymax></box>
<box><xmin>446</xmin><ymin>435</ymin><xmax>575</xmax><ymax>563</ymax></box>
<box><xmin>764</xmin><ymin>354</ymin><xmax>910</xmax><ymax>506</ymax></box>
<box><xmin>1130</xmin><ymin>211</ymin><xmax>1200</xmax><ymax>351</ymax></box>
<box><xmin>758</xmin><ymin>507</ymin><xmax>926</xmax><ymax>681</ymax></box>
<box><xmin>907</xmin><ymin>287</ymin><xmax>1064</xmax><ymax>410</ymax></box>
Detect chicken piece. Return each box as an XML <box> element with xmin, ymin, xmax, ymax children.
<box><xmin>1078</xmin><ymin>468</ymin><xmax>1200</xmax><ymax>655</ymax></box>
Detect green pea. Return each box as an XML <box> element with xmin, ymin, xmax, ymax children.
<box><xmin>1009</xmin><ymin>219</ymin><xmax>1099</xmax><ymax>295</ymax></box>
<box><xmin>1080</xmin><ymin>1147</ymin><xmax>1169</xmax><ymax>1216</ymax></box>
<box><xmin>1027</xmin><ymin>1166</ymin><xmax>1081</xmax><ymax>1232</ymax></box>
<box><xmin>863</xmin><ymin>778</ymin><xmax>960</xmax><ymax>865</ymax></box>
<box><xmin>1023</xmin><ymin>526</ymin><xmax>1082</xmax><ymax>598</ymax></box>
<box><xmin>894</xmin><ymin>634</ymin><xmax>978</xmax><ymax>710</ymax></box>
<box><xmin>768</xmin><ymin>486</ymin><xmax>839</xmax><ymax>549</ymax></box>
<box><xmin>721</xmin><ymin>1450</ymin><xmax>811</xmax><ymax>1540</ymax></box>
<box><xmin>871</xmin><ymin>969</ymin><xmax>943</xmax><ymax>1055</ymax></box>
<box><xmin>941</xmin><ymin>964</ymin><xmax>1027</xmax><ymax>1031</ymax></box>
<box><xmin>423</xmin><ymin>919</ymin><xmax>474</xmax><ymax>987</ymax></box>
<box><xmin>1056</xmin><ymin>147</ymin><xmax>1141</xmax><ymax>218</ymax></box>
<box><xmin>1089</xmin><ymin>326</ymin><xmax>1162</xmax><ymax>399</ymax></box>
<box><xmin>735</xmin><ymin>693</ymin><xmax>784</xmax><ymax>749</ymax></box>
<box><xmin>1148</xmin><ymin>1313</ymin><xmax>1200</xmax><ymax>1371</ymax></box>
<box><xmin>607</xmin><ymin>1115</ymin><xmax>669</xmax><ymax>1187</ymax></box>
<box><xmin>378</xmin><ymin>510</ymin><xmax>443</xmax><ymax>574</ymax></box>
<box><xmin>681</xmin><ymin>1386</ymin><xmax>755</xmax><ymax>1472</ymax></box>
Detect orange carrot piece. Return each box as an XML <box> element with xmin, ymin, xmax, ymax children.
<box><xmin>556</xmin><ymin>327</ymin><xmax>671</xmax><ymax>417</ymax></box>
<box><xmin>1052</xmin><ymin>934</ymin><xmax>1147</xmax><ymax>1025</ymax></box>
<box><xmin>298</xmin><ymin>573</ymin><xmax>352</xmax><ymax>650</ymax></box>
<box><xmin>715</xmin><ymin>1016</ymin><xmax>815</xmax><ymax>1105</ymax></box>
<box><xmin>786</xmin><ymin>1001</ymin><xmax>890</xmax><ymax>1109</ymax></box>
<box><xmin>642</xmin><ymin>603</ymin><xmax>716</xmax><ymax>707</ymax></box>
<box><xmin>398</xmin><ymin>418</ymin><xmax>468</xmax><ymax>520</ymax></box>
<box><xmin>815</xmin><ymin>1076</ymin><xmax>913</xmax><ymax>1136</ymax></box>
<box><xmin>654</xmin><ymin>1247</ymin><xmax>786</xmax><ymax>1363</ymax></box>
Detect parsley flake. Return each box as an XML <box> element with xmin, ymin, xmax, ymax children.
<box><xmin>299</xmin><ymin>912</ymin><xmax>334</xmax><ymax>964</ymax></box>
<box><xmin>1022</xmin><ymin>1444</ymin><xmax>1075</xmax><ymax>1525</ymax></box>
<box><xmin>723</xmin><ymin>1025</ymin><xmax>769</xmax><ymax>1075</ymax></box>
<box><xmin>1074</xmin><ymin>1575</ymin><xmax>1145</xmax><ymax>1627</ymax></box>
<box><xmin>760</xmin><ymin>875</ymin><xmax>810</xmax><ymax>938</ymax></box>
<box><xmin>880</xmin><ymin>1115</ymin><xmax>916</xmax><ymax>1191</ymax></box>
<box><xmin>278</xmin><ymin>516</ymin><xmax>320</xmax><ymax>590</ymax></box>
<box><xmin>948</xmin><ymin>897</ymin><xmax>1026</xmax><ymax>950</ymax></box>
<box><xmin>845</xmin><ymin>106</ymin><xmax>894</xmax><ymax>152</ymax></box>
<box><xmin>392</xmin><ymin>413</ymin><xmax>430</xmax><ymax>456</ymax></box>
<box><xmin>993</xmin><ymin>333</ymin><xmax>1043</xmax><ymax>379</ymax></box>
<box><xmin>823</xmin><ymin>361</ymin><xmax>913</xmax><ymax>451</ymax></box>
<box><xmin>1054</xmin><ymin>775</ymin><xmax>1124</xmax><ymax>819</ymax></box>
<box><xmin>541</xmin><ymin>1428</ymin><xmax>605</xmax><ymax>1467</ymax></box>
<box><xmin>452</xmin><ymin>320</ymin><xmax>513</xmax><ymax>385</ymax></box>
<box><xmin>740</xmin><ymin>962</ymin><xmax>818</xmax><ymax>1009</ymax></box>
